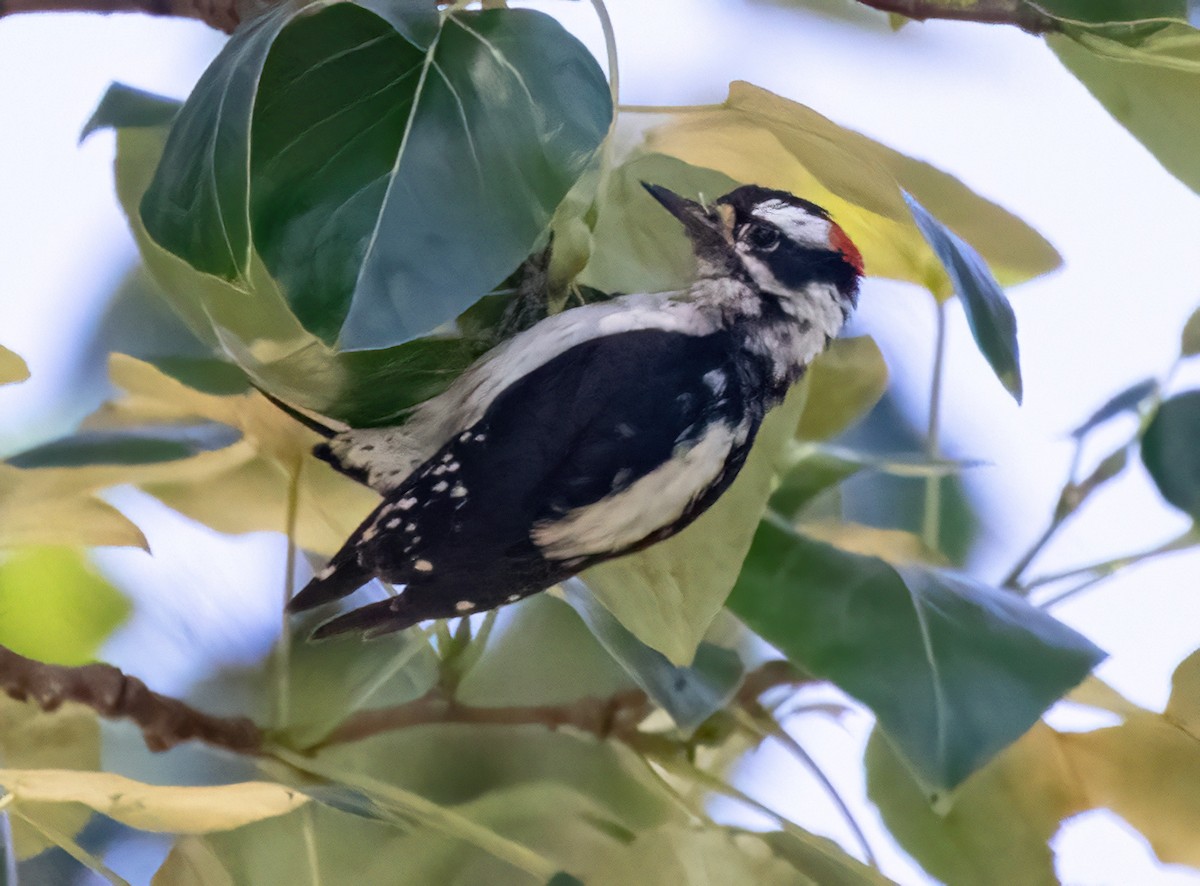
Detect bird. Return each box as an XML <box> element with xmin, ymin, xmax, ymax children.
<box><xmin>285</xmin><ymin>183</ymin><xmax>864</xmax><ymax>639</ymax></box>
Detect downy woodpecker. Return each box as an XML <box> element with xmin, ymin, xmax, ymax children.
<box><xmin>288</xmin><ymin>184</ymin><xmax>864</xmax><ymax>638</ymax></box>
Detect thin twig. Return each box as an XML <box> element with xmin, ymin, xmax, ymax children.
<box><xmin>734</xmin><ymin>705</ymin><xmax>879</xmax><ymax>869</ymax></box>
<box><xmin>855</xmin><ymin>0</ymin><xmax>1059</xmax><ymax>33</ymax></box>
<box><xmin>275</xmin><ymin>457</ymin><xmax>303</xmax><ymax>729</ymax></box>
<box><xmin>921</xmin><ymin>300</ymin><xmax>947</xmax><ymax>551</ymax></box>
<box><xmin>1023</xmin><ymin>528</ymin><xmax>1200</xmax><ymax>592</ymax></box>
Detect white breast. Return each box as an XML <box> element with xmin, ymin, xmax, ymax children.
<box><xmin>530</xmin><ymin>420</ymin><xmax>749</xmax><ymax>560</ymax></box>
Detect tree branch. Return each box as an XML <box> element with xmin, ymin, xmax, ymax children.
<box><xmin>0</xmin><ymin>0</ymin><xmax>241</xmax><ymax>32</ymax></box>
<box><xmin>0</xmin><ymin>644</ymin><xmax>262</xmax><ymax>754</ymax></box>
<box><xmin>320</xmin><ymin>659</ymin><xmax>813</xmax><ymax>749</ymax></box>
<box><xmin>0</xmin><ymin>0</ymin><xmax>1061</xmax><ymax>34</ymax></box>
<box><xmin>0</xmin><ymin>637</ymin><xmax>812</xmax><ymax>760</ymax></box>
<box><xmin>856</xmin><ymin>0</ymin><xmax>1060</xmax><ymax>33</ymax></box>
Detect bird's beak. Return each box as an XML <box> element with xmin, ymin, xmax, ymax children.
<box><xmin>641</xmin><ymin>182</ymin><xmax>731</xmax><ymax>248</ymax></box>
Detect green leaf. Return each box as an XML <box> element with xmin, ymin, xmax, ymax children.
<box><xmin>578</xmin><ymin>153</ymin><xmax>740</xmax><ymax>295</ymax></box>
<box><xmin>581</xmin><ymin>382</ymin><xmax>809</xmax><ymax>665</ymax></box>
<box><xmin>1182</xmin><ymin>305</ymin><xmax>1200</xmax><ymax>356</ymax></box>
<box><xmin>320</xmin><ymin>724</ymin><xmax>677</xmax><ymax>833</ymax></box>
<box><xmin>760</xmin><ymin>830</ymin><xmax>894</xmax><ymax>886</ymax></box>
<box><xmin>81</xmin><ymin>82</ymin><xmax>179</xmax><ymax>142</ymax></box>
<box><xmin>727</xmin><ymin>524</ymin><xmax>1105</xmax><ymax>789</ymax></box>
<box><xmin>456</xmin><ymin>595</ymin><xmax>633</xmax><ymax>708</ymax></box>
<box><xmin>7</xmin><ymin>424</ymin><xmax>241</xmax><ymax>469</ymax></box>
<box><xmin>904</xmin><ymin>192</ymin><xmax>1022</xmax><ymax>403</ymax></box>
<box><xmin>0</xmin><ymin>696</ymin><xmax>100</xmax><ymax>859</ymax></box>
<box><xmin>142</xmin><ymin>4</ymin><xmax>611</xmax><ymax>351</ymax></box>
<box><xmin>1036</xmin><ymin>0</ymin><xmax>1190</xmax><ymax>24</ymax></box>
<box><xmin>0</xmin><ymin>546</ymin><xmax>130</xmax><ymax>666</ymax></box>
<box><xmin>561</xmin><ymin>580</ymin><xmax>744</xmax><ymax>734</ymax></box>
<box><xmin>796</xmin><ymin>336</ymin><xmax>888</xmax><ymax>441</ymax></box>
<box><xmin>1071</xmin><ymin>377</ymin><xmax>1158</xmax><ymax>438</ymax></box>
<box><xmin>145</xmin><ymin>357</ymin><xmax>253</xmax><ymax>396</ymax></box>
<box><xmin>588</xmin><ymin>827</ymin><xmax>805</xmax><ymax>886</ymax></box>
<box><xmin>0</xmin><ymin>345</ymin><xmax>29</xmax><ymax>386</ymax></box>
<box><xmin>1049</xmin><ymin>23</ymin><xmax>1200</xmax><ymax>195</ymax></box>
<box><xmin>770</xmin><ymin>447</ymin><xmax>864</xmax><ymax>519</ymax></box>
<box><xmin>1142</xmin><ymin>390</ymin><xmax>1200</xmax><ymax>518</ymax></box>
<box><xmin>275</xmin><ymin>626</ymin><xmax>440</xmax><ymax>747</ymax></box>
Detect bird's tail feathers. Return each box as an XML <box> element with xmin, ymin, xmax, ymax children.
<box><xmin>287</xmin><ymin>551</ymin><xmax>371</xmax><ymax>614</ymax></box>
<box><xmin>309</xmin><ymin>596</ymin><xmax>420</xmax><ymax>640</ymax></box>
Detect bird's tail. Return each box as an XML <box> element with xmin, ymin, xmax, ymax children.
<box><xmin>287</xmin><ymin>549</ymin><xmax>372</xmax><ymax>614</ymax></box>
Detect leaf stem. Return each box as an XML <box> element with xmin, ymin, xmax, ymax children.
<box><xmin>271</xmin><ymin>747</ymin><xmax>562</xmax><ymax>881</ymax></box>
<box><xmin>617</xmin><ymin>103</ymin><xmax>723</xmax><ymax>114</ymax></box>
<box><xmin>276</xmin><ymin>457</ymin><xmax>303</xmax><ymax>729</ymax></box>
<box><xmin>0</xmin><ymin>793</ymin><xmax>14</xmax><ymax>886</ymax></box>
<box><xmin>654</xmin><ymin>757</ymin><xmax>869</xmax><ymax>874</ymax></box>
<box><xmin>733</xmin><ymin>707</ymin><xmax>879</xmax><ymax>868</ymax></box>
<box><xmin>1025</xmin><ymin>528</ymin><xmax>1200</xmax><ymax>594</ymax></box>
<box><xmin>11</xmin><ymin>808</ymin><xmax>131</xmax><ymax>886</ymax></box>
<box><xmin>922</xmin><ymin>299</ymin><xmax>948</xmax><ymax>551</ymax></box>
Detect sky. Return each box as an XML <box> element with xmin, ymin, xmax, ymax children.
<box><xmin>3</xmin><ymin>0</ymin><xmax>1200</xmax><ymax>882</ymax></box>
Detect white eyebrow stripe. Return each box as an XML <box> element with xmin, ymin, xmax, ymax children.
<box><xmin>751</xmin><ymin>202</ymin><xmax>832</xmax><ymax>248</ymax></box>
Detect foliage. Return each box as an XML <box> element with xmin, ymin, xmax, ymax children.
<box><xmin>4</xmin><ymin>0</ymin><xmax>1200</xmax><ymax>883</ymax></box>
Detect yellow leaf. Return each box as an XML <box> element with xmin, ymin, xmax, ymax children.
<box><xmin>645</xmin><ymin>82</ymin><xmax>1060</xmax><ymax>299</ymax></box>
<box><xmin>0</xmin><ymin>464</ymin><xmax>149</xmax><ymax>551</ymax></box>
<box><xmin>1059</xmin><ymin>715</ymin><xmax>1200</xmax><ymax>868</ymax></box>
<box><xmin>76</xmin><ymin>356</ymin><xmax>377</xmax><ymax>555</ymax></box>
<box><xmin>0</xmin><ymin>696</ymin><xmax>99</xmax><ymax>859</ymax></box>
<box><xmin>798</xmin><ymin>522</ymin><xmax>945</xmax><ymax>566</ymax></box>
<box><xmin>0</xmin><ymin>345</ymin><xmax>29</xmax><ymax>386</ymax></box>
<box><xmin>796</xmin><ymin>336</ymin><xmax>888</xmax><ymax>441</ymax></box>
<box><xmin>1164</xmin><ymin>648</ymin><xmax>1200</xmax><ymax>734</ymax></box>
<box><xmin>0</xmin><ymin>770</ymin><xmax>308</xmax><ymax>834</ymax></box>
<box><xmin>868</xmin><ymin>724</ymin><xmax>1087</xmax><ymax>885</ymax></box>
<box><xmin>583</xmin><ymin>382</ymin><xmax>808</xmax><ymax>665</ymax></box>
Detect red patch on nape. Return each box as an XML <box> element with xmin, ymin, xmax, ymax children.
<box><xmin>829</xmin><ymin>223</ymin><xmax>864</xmax><ymax>276</ymax></box>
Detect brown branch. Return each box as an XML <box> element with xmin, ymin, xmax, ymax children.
<box><xmin>0</xmin><ymin>637</ymin><xmax>812</xmax><ymax>759</ymax></box>
<box><xmin>0</xmin><ymin>0</ymin><xmax>241</xmax><ymax>32</ymax></box>
<box><xmin>857</xmin><ymin>0</ymin><xmax>1059</xmax><ymax>33</ymax></box>
<box><xmin>321</xmin><ymin>659</ymin><xmax>814</xmax><ymax>749</ymax></box>
<box><xmin>0</xmin><ymin>644</ymin><xmax>262</xmax><ymax>754</ymax></box>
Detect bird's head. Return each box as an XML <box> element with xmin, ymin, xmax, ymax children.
<box><xmin>643</xmin><ymin>183</ymin><xmax>863</xmax><ymax>316</ymax></box>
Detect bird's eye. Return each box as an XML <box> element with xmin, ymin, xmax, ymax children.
<box><xmin>746</xmin><ymin>225</ymin><xmax>780</xmax><ymax>251</ymax></box>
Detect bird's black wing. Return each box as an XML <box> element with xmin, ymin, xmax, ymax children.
<box><xmin>293</xmin><ymin>327</ymin><xmax>754</xmax><ymax>636</ymax></box>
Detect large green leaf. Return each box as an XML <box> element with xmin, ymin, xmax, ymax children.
<box><xmin>577</xmin><ymin>153</ymin><xmax>740</xmax><ymax>295</ymax></box>
<box><xmin>561</xmin><ymin>580</ymin><xmax>744</xmax><ymax>733</ymax></box>
<box><xmin>104</xmin><ymin>88</ymin><xmax>493</xmax><ymax>426</ymax></box>
<box><xmin>1049</xmin><ymin>22</ymin><xmax>1200</xmax><ymax>195</ymax></box>
<box><xmin>142</xmin><ymin>4</ymin><xmax>611</xmax><ymax>351</ymax></box>
<box><xmin>904</xmin><ymin>192</ymin><xmax>1022</xmax><ymax>403</ymax></box>
<box><xmin>727</xmin><ymin>524</ymin><xmax>1105</xmax><ymax>790</ymax></box>
<box><xmin>1142</xmin><ymin>390</ymin><xmax>1200</xmax><ymax>518</ymax></box>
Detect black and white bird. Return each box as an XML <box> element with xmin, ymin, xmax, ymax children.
<box><xmin>287</xmin><ymin>183</ymin><xmax>864</xmax><ymax>638</ymax></box>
